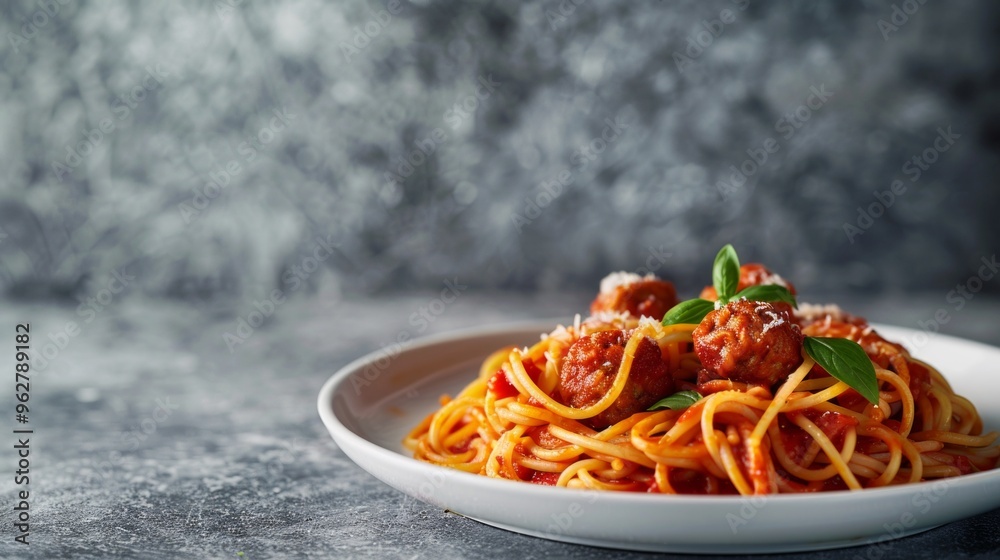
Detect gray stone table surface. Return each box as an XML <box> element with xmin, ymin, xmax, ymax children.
<box><xmin>1</xmin><ymin>291</ymin><xmax>999</xmax><ymax>559</ymax></box>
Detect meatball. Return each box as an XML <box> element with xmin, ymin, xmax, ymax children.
<box><xmin>590</xmin><ymin>276</ymin><xmax>679</xmax><ymax>320</ymax></box>
<box><xmin>558</xmin><ymin>330</ymin><xmax>673</xmax><ymax>430</ymax></box>
<box><xmin>693</xmin><ymin>300</ymin><xmax>803</xmax><ymax>387</ymax></box>
<box><xmin>699</xmin><ymin>263</ymin><xmax>796</xmax><ymax>300</ymax></box>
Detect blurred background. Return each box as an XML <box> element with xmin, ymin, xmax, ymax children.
<box><xmin>4</xmin><ymin>3</ymin><xmax>1000</xmax><ymax>556</ymax></box>
<box><xmin>2</xmin><ymin>0</ymin><xmax>999</xmax><ymax>304</ymax></box>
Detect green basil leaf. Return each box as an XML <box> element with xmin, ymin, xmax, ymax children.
<box><xmin>803</xmin><ymin>337</ymin><xmax>879</xmax><ymax>405</ymax></box>
<box><xmin>661</xmin><ymin>298</ymin><xmax>715</xmax><ymax>326</ymax></box>
<box><xmin>733</xmin><ymin>284</ymin><xmax>798</xmax><ymax>309</ymax></box>
<box><xmin>648</xmin><ymin>390</ymin><xmax>703</xmax><ymax>411</ymax></box>
<box><xmin>712</xmin><ymin>244</ymin><xmax>740</xmax><ymax>300</ymax></box>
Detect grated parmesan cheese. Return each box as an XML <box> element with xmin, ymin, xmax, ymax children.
<box><xmin>598</xmin><ymin>271</ymin><xmax>656</xmax><ymax>294</ymax></box>
<box><xmin>757</xmin><ymin>270</ymin><xmax>791</xmax><ymax>289</ymax></box>
<box><xmin>637</xmin><ymin>315</ymin><xmax>660</xmax><ymax>328</ymax></box>
<box><xmin>794</xmin><ymin>302</ymin><xmax>846</xmax><ymax>322</ymax></box>
<box><xmin>585</xmin><ymin>310</ymin><xmax>633</xmax><ymax>324</ymax></box>
<box><xmin>754</xmin><ymin>302</ymin><xmax>786</xmax><ymax>333</ymax></box>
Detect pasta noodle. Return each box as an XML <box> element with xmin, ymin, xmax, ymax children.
<box><xmin>404</xmin><ymin>265</ymin><xmax>999</xmax><ymax>495</ymax></box>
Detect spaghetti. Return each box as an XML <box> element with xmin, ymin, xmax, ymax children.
<box><xmin>404</xmin><ymin>261</ymin><xmax>999</xmax><ymax>495</ymax></box>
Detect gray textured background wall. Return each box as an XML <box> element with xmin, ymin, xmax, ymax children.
<box><xmin>2</xmin><ymin>0</ymin><xmax>999</xmax><ymax>305</ymax></box>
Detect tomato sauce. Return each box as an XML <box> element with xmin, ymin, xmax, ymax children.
<box><xmin>487</xmin><ymin>360</ymin><xmax>542</xmax><ymax>400</ymax></box>
<box><xmin>530</xmin><ymin>471</ymin><xmax>560</xmax><ymax>485</ymax></box>
<box><xmin>779</xmin><ymin>410</ymin><xmax>858</xmax><ymax>459</ymax></box>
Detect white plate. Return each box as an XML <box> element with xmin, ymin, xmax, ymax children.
<box><xmin>317</xmin><ymin>320</ymin><xmax>1000</xmax><ymax>553</ymax></box>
